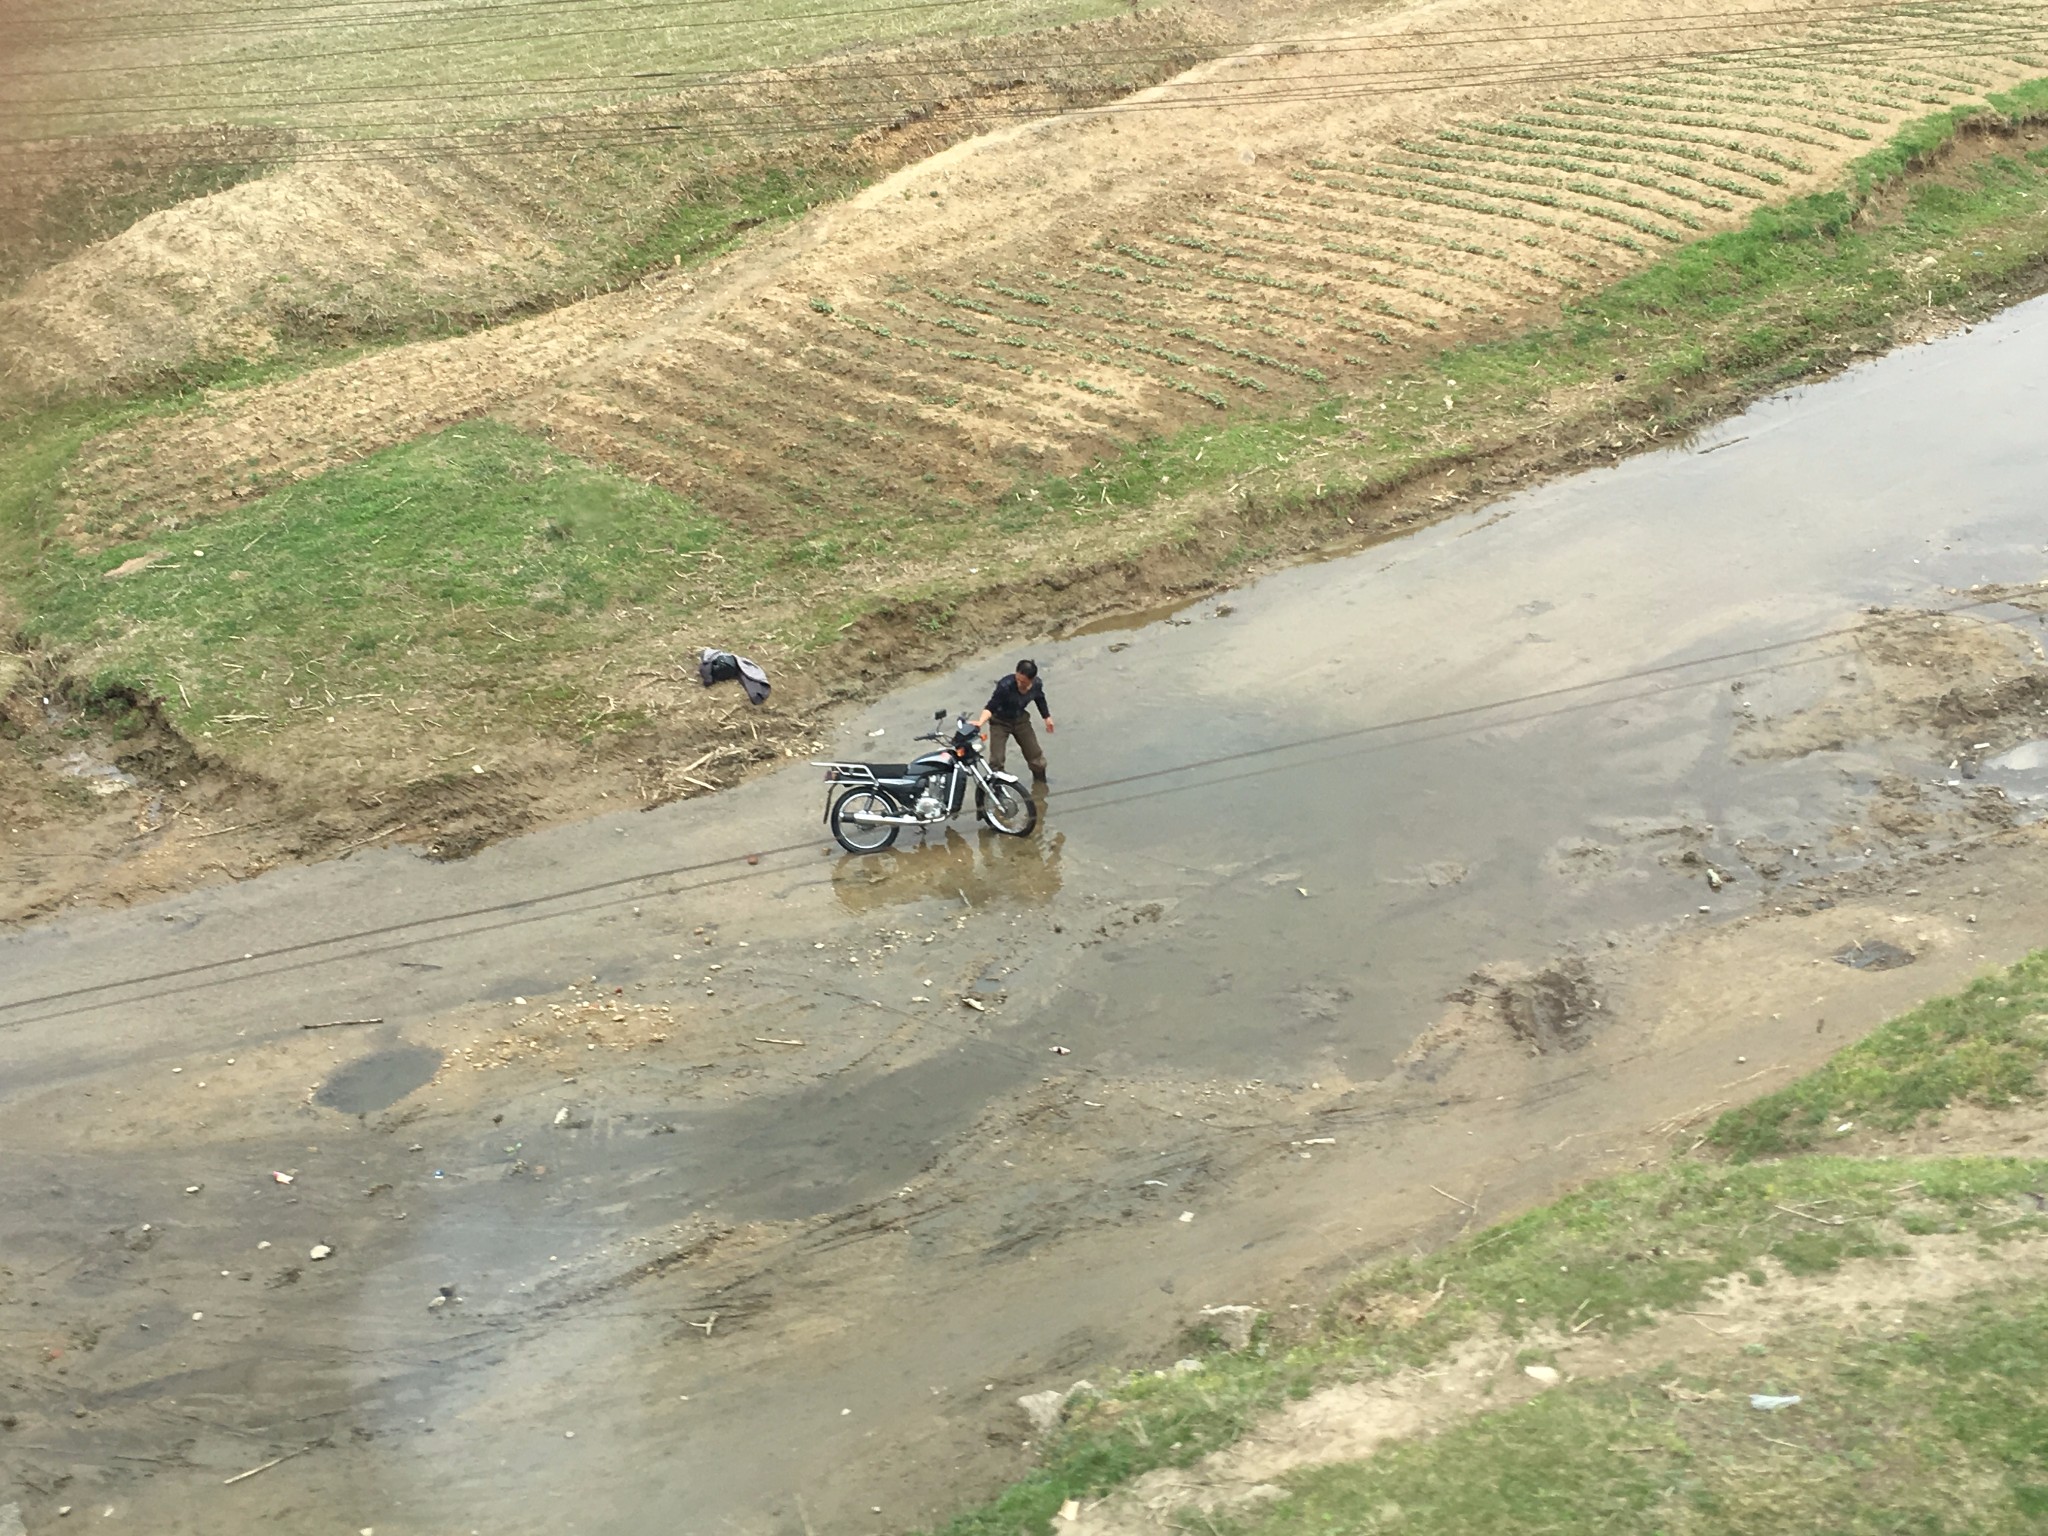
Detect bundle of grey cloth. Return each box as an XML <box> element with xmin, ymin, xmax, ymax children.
<box><xmin>698</xmin><ymin>648</ymin><xmax>771</xmax><ymax>705</ymax></box>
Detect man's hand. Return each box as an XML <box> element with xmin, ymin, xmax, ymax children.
<box><xmin>1044</xmin><ymin>718</ymin><xmax>1056</xmax><ymax>734</ymax></box>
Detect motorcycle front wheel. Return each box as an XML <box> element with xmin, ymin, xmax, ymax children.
<box><xmin>830</xmin><ymin>788</ymin><xmax>900</xmax><ymax>854</ymax></box>
<box><xmin>975</xmin><ymin>778</ymin><xmax>1038</xmax><ymax>837</ymax></box>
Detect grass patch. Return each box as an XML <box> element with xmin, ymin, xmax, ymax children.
<box><xmin>1709</xmin><ymin>951</ymin><xmax>2048</xmax><ymax>1161</ymax></box>
<box><xmin>1230</xmin><ymin>1279</ymin><xmax>2048</xmax><ymax>1536</ymax></box>
<box><xmin>15</xmin><ymin>422</ymin><xmax>745</xmax><ymax>737</ymax></box>
<box><xmin>921</xmin><ymin>1154</ymin><xmax>2048</xmax><ymax>1536</ymax></box>
<box><xmin>616</xmin><ymin>166</ymin><xmax>870</xmax><ymax>277</ymax></box>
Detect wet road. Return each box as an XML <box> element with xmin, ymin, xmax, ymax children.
<box><xmin>3</xmin><ymin>298</ymin><xmax>2047</xmax><ymax>1533</ymax></box>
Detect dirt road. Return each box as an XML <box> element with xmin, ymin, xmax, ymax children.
<box><xmin>3</xmin><ymin>299</ymin><xmax>2048</xmax><ymax>1533</ymax></box>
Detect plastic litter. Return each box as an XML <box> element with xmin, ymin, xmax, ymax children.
<box><xmin>1749</xmin><ymin>1394</ymin><xmax>1802</xmax><ymax>1411</ymax></box>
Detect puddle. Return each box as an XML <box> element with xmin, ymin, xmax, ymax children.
<box><xmin>831</xmin><ymin>828</ymin><xmax>1065</xmax><ymax>913</ymax></box>
<box><xmin>1989</xmin><ymin>740</ymin><xmax>2048</xmax><ymax>772</ymax></box>
<box><xmin>1064</xmin><ymin>598</ymin><xmax>1200</xmax><ymax>638</ymax></box>
<box><xmin>316</xmin><ymin>1044</ymin><xmax>444</xmax><ymax>1114</ymax></box>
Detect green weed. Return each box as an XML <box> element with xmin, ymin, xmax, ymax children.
<box><xmin>17</xmin><ymin>422</ymin><xmax>739</xmax><ymax>736</ymax></box>
<box><xmin>1231</xmin><ymin>1280</ymin><xmax>2048</xmax><ymax>1536</ymax></box>
<box><xmin>1710</xmin><ymin>951</ymin><xmax>2048</xmax><ymax>1160</ymax></box>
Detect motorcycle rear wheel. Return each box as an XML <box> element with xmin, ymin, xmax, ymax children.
<box><xmin>975</xmin><ymin>779</ymin><xmax>1038</xmax><ymax>837</ymax></box>
<box><xmin>831</xmin><ymin>788</ymin><xmax>900</xmax><ymax>853</ymax></box>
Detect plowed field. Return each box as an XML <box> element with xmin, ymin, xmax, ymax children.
<box><xmin>0</xmin><ymin>4</ymin><xmax>1229</xmax><ymax>396</ymax></box>
<box><xmin>60</xmin><ymin>0</ymin><xmax>2048</xmax><ymax>541</ymax></box>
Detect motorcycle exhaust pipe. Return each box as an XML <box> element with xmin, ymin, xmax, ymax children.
<box><xmin>845</xmin><ymin>811</ymin><xmax>928</xmax><ymax>827</ymax></box>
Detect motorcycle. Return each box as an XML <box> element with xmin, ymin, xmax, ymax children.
<box><xmin>815</xmin><ymin>710</ymin><xmax>1039</xmax><ymax>854</ymax></box>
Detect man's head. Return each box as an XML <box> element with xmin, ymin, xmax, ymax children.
<box><xmin>1014</xmin><ymin>659</ymin><xmax>1039</xmax><ymax>690</ymax></box>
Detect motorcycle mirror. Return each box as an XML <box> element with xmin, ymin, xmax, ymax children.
<box><xmin>934</xmin><ymin>709</ymin><xmax>947</xmax><ymax>721</ymax></box>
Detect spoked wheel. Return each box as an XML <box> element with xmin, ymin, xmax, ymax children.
<box><xmin>975</xmin><ymin>778</ymin><xmax>1038</xmax><ymax>837</ymax></box>
<box><xmin>831</xmin><ymin>788</ymin><xmax>901</xmax><ymax>854</ymax></box>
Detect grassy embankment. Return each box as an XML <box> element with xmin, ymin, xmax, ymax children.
<box><xmin>914</xmin><ymin>957</ymin><xmax>2048</xmax><ymax>1536</ymax></box>
<box><xmin>8</xmin><ymin>88</ymin><xmax>2048</xmax><ymax>752</ymax></box>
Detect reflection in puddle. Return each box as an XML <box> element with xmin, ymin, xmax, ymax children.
<box><xmin>832</xmin><ymin>827</ymin><xmax>1065</xmax><ymax>912</ymax></box>
<box><xmin>1983</xmin><ymin>740</ymin><xmax>2048</xmax><ymax>804</ymax></box>
<box><xmin>1063</xmin><ymin>599</ymin><xmax>1198</xmax><ymax>638</ymax></box>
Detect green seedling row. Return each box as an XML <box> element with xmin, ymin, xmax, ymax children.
<box><xmin>1331</xmin><ymin>174</ymin><xmax>1646</xmax><ymax>256</ymax></box>
<box><xmin>1365</xmin><ymin>165</ymin><xmax>1679</xmax><ymax>243</ymax></box>
<box><xmin>1420</xmin><ymin>134</ymin><xmax>1766</xmax><ymax>201</ymax></box>
<box><xmin>1466</xmin><ymin>120</ymin><xmax>1791</xmax><ymax>185</ymax></box>
<box><xmin>1537</xmin><ymin>100</ymin><xmax>1832</xmax><ymax>150</ymax></box>
<box><xmin>975</xmin><ymin>281</ymin><xmax>1052</xmax><ymax>306</ymax></box>
<box><xmin>1281</xmin><ymin>199</ymin><xmax>1566</xmax><ymax>285</ymax></box>
<box><xmin>1387</xmin><ymin>147</ymin><xmax>1724</xmax><ymax>218</ymax></box>
<box><xmin>1571</xmin><ymin>84</ymin><xmax>1879</xmax><ymax>140</ymax></box>
<box><xmin>1513</xmin><ymin>111</ymin><xmax>1816</xmax><ymax>172</ymax></box>
<box><xmin>1111</xmin><ymin>242</ymin><xmax>1176</xmax><ymax>270</ymax></box>
<box><xmin>1583</xmin><ymin>77</ymin><xmax>1891</xmax><ymax>129</ymax></box>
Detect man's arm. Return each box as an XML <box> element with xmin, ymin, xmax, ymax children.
<box><xmin>974</xmin><ymin>679</ymin><xmax>1006</xmax><ymax>731</ymax></box>
<box><xmin>1035</xmin><ymin>685</ymin><xmax>1054</xmax><ymax>733</ymax></box>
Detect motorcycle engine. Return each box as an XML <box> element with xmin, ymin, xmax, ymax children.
<box><xmin>913</xmin><ymin>785</ymin><xmax>944</xmax><ymax>820</ymax></box>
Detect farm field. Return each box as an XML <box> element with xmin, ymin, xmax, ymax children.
<box><xmin>3</xmin><ymin>0</ymin><xmax>1133</xmax><ymax>138</ymax></box>
<box><xmin>7</xmin><ymin>0</ymin><xmax>2048</xmax><ymax>916</ymax></box>
<box><xmin>0</xmin><ymin>3</ymin><xmax>1235</xmax><ymax>387</ymax></box>
<box><xmin>45</xmin><ymin>0</ymin><xmax>2048</xmax><ymax>530</ymax></box>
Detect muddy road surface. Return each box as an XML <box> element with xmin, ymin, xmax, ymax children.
<box><xmin>5</xmin><ymin>300</ymin><xmax>2048</xmax><ymax>1534</ymax></box>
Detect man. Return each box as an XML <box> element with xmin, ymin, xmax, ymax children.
<box><xmin>974</xmin><ymin>659</ymin><xmax>1054</xmax><ymax>783</ymax></box>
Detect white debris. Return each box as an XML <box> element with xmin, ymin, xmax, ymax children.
<box><xmin>1018</xmin><ymin>1390</ymin><xmax>1067</xmax><ymax>1435</ymax></box>
<box><xmin>1199</xmin><ymin>1304</ymin><xmax>1261</xmax><ymax>1351</ymax></box>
